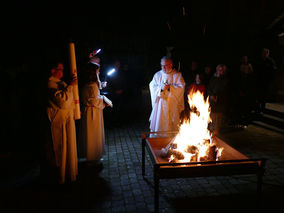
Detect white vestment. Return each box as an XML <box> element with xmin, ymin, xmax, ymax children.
<box><xmin>47</xmin><ymin>76</ymin><xmax>78</xmax><ymax>184</ymax></box>
<box><xmin>80</xmin><ymin>82</ymin><xmax>105</xmax><ymax>161</ymax></box>
<box><xmin>149</xmin><ymin>70</ymin><xmax>185</xmax><ymax>132</ymax></box>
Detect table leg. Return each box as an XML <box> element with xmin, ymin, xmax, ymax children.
<box><xmin>142</xmin><ymin>138</ymin><xmax>145</xmax><ymax>177</ymax></box>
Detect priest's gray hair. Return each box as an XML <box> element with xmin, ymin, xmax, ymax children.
<box><xmin>161</xmin><ymin>56</ymin><xmax>173</xmax><ymax>64</ymax></box>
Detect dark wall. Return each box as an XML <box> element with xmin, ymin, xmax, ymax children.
<box><xmin>1</xmin><ymin>0</ymin><xmax>283</xmax><ymax>155</ymax></box>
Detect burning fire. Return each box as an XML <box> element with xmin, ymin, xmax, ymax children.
<box><xmin>161</xmin><ymin>90</ymin><xmax>223</xmax><ymax>162</ymax></box>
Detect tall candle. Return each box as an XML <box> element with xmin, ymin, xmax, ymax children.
<box><xmin>69</xmin><ymin>42</ymin><xmax>81</xmax><ymax>120</ymax></box>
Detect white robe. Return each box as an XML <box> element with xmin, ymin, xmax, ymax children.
<box><xmin>80</xmin><ymin>82</ymin><xmax>105</xmax><ymax>161</ymax></box>
<box><xmin>46</xmin><ymin>76</ymin><xmax>78</xmax><ymax>184</ymax></box>
<box><xmin>149</xmin><ymin>70</ymin><xmax>185</xmax><ymax>132</ymax></box>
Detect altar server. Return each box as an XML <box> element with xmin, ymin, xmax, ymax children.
<box><xmin>46</xmin><ymin>62</ymin><xmax>78</xmax><ymax>184</ymax></box>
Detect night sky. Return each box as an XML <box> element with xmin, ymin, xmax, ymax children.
<box><xmin>0</xmin><ymin>0</ymin><xmax>283</xmax><ymax>154</ymax></box>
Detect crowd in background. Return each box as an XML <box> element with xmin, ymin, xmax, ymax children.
<box><xmin>177</xmin><ymin>47</ymin><xmax>279</xmax><ymax>132</ymax></box>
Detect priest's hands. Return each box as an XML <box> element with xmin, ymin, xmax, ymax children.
<box><xmin>161</xmin><ymin>82</ymin><xmax>170</xmax><ymax>91</ymax></box>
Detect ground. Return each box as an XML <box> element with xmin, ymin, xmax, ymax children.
<box><xmin>1</xmin><ymin>118</ymin><xmax>284</xmax><ymax>212</ymax></box>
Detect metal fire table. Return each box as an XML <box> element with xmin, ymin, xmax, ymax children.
<box><xmin>141</xmin><ymin>131</ymin><xmax>266</xmax><ymax>212</ymax></box>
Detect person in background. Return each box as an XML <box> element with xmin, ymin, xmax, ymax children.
<box><xmin>255</xmin><ymin>48</ymin><xmax>278</xmax><ymax>112</ymax></box>
<box><xmin>183</xmin><ymin>59</ymin><xmax>202</xmax><ymax>89</ymax></box>
<box><xmin>79</xmin><ymin>63</ymin><xmax>108</xmax><ymax>169</ymax></box>
<box><xmin>181</xmin><ymin>73</ymin><xmax>206</xmax><ymax>124</ymax></box>
<box><xmin>105</xmin><ymin>59</ymin><xmax>127</xmax><ymax>126</ymax></box>
<box><xmin>235</xmin><ymin>55</ymin><xmax>256</xmax><ymax>128</ymax></box>
<box><xmin>240</xmin><ymin>55</ymin><xmax>253</xmax><ymax>74</ymax></box>
<box><xmin>45</xmin><ymin>62</ymin><xmax>78</xmax><ymax>184</ymax></box>
<box><xmin>203</xmin><ymin>64</ymin><xmax>214</xmax><ymax>88</ymax></box>
<box><xmin>207</xmin><ymin>64</ymin><xmax>229</xmax><ymax>136</ymax></box>
<box><xmin>187</xmin><ymin>73</ymin><xmax>206</xmax><ymax>96</ymax></box>
<box><xmin>149</xmin><ymin>56</ymin><xmax>185</xmax><ymax>132</ymax></box>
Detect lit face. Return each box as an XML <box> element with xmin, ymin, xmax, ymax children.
<box><xmin>217</xmin><ymin>66</ymin><xmax>225</xmax><ymax>76</ymax></box>
<box><xmin>53</xmin><ymin>63</ymin><xmax>64</xmax><ymax>79</ymax></box>
<box><xmin>195</xmin><ymin>74</ymin><xmax>201</xmax><ymax>84</ymax></box>
<box><xmin>161</xmin><ymin>59</ymin><xmax>173</xmax><ymax>74</ymax></box>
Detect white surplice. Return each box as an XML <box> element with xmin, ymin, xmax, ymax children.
<box><xmin>80</xmin><ymin>82</ymin><xmax>105</xmax><ymax>161</ymax></box>
<box><xmin>149</xmin><ymin>69</ymin><xmax>185</xmax><ymax>132</ymax></box>
<box><xmin>47</xmin><ymin>76</ymin><xmax>78</xmax><ymax>184</ymax></box>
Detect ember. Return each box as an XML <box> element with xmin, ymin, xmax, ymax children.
<box><xmin>160</xmin><ymin>90</ymin><xmax>223</xmax><ymax>162</ymax></box>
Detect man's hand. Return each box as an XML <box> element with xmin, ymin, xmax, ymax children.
<box><xmin>164</xmin><ymin>84</ymin><xmax>170</xmax><ymax>91</ymax></box>
<box><xmin>161</xmin><ymin>82</ymin><xmax>170</xmax><ymax>91</ymax></box>
<box><xmin>70</xmin><ymin>75</ymin><xmax>78</xmax><ymax>86</ymax></box>
<box><xmin>101</xmin><ymin>81</ymin><xmax>107</xmax><ymax>88</ymax></box>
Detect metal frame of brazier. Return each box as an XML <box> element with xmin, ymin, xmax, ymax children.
<box><xmin>141</xmin><ymin>131</ymin><xmax>266</xmax><ymax>213</ymax></box>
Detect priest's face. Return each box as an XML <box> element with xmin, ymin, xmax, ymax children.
<box><xmin>161</xmin><ymin>59</ymin><xmax>173</xmax><ymax>74</ymax></box>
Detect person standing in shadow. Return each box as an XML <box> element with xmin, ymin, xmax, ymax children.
<box><xmin>45</xmin><ymin>62</ymin><xmax>78</xmax><ymax>184</ymax></box>
<box><xmin>207</xmin><ymin>64</ymin><xmax>229</xmax><ymax>136</ymax></box>
<box><xmin>234</xmin><ymin>55</ymin><xmax>256</xmax><ymax>128</ymax></box>
<box><xmin>79</xmin><ymin>63</ymin><xmax>108</xmax><ymax>170</ymax></box>
<box><xmin>255</xmin><ymin>48</ymin><xmax>278</xmax><ymax>112</ymax></box>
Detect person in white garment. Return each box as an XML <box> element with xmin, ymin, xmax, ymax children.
<box><xmin>149</xmin><ymin>56</ymin><xmax>185</xmax><ymax>132</ymax></box>
<box><xmin>79</xmin><ymin>63</ymin><xmax>107</xmax><ymax>168</ymax></box>
<box><xmin>46</xmin><ymin>62</ymin><xmax>78</xmax><ymax>184</ymax></box>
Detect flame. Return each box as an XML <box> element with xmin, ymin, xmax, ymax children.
<box><xmin>169</xmin><ymin>89</ymin><xmax>222</xmax><ymax>162</ymax></box>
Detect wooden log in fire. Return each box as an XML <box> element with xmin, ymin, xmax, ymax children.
<box><xmin>160</xmin><ymin>148</ymin><xmax>185</xmax><ymax>160</ymax></box>
<box><xmin>190</xmin><ymin>154</ymin><xmax>198</xmax><ymax>162</ymax></box>
<box><xmin>169</xmin><ymin>149</ymin><xmax>185</xmax><ymax>160</ymax></box>
<box><xmin>160</xmin><ymin>136</ymin><xmax>177</xmax><ymax>158</ymax></box>
<box><xmin>186</xmin><ymin>145</ymin><xmax>198</xmax><ymax>154</ymax></box>
<box><xmin>160</xmin><ymin>148</ymin><xmax>171</xmax><ymax>158</ymax></box>
<box><xmin>199</xmin><ymin>156</ymin><xmax>207</xmax><ymax>161</ymax></box>
<box><xmin>208</xmin><ymin>145</ymin><xmax>217</xmax><ymax>161</ymax></box>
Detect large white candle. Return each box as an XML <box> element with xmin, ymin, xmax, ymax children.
<box><xmin>69</xmin><ymin>42</ymin><xmax>81</xmax><ymax>120</ymax></box>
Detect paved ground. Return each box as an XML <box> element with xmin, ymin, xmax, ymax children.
<box><xmin>1</xmin><ymin>116</ymin><xmax>284</xmax><ymax>212</ymax></box>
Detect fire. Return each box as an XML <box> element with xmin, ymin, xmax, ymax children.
<box><xmin>161</xmin><ymin>90</ymin><xmax>223</xmax><ymax>162</ymax></box>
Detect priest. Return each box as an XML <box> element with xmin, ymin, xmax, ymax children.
<box><xmin>149</xmin><ymin>56</ymin><xmax>185</xmax><ymax>132</ymax></box>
